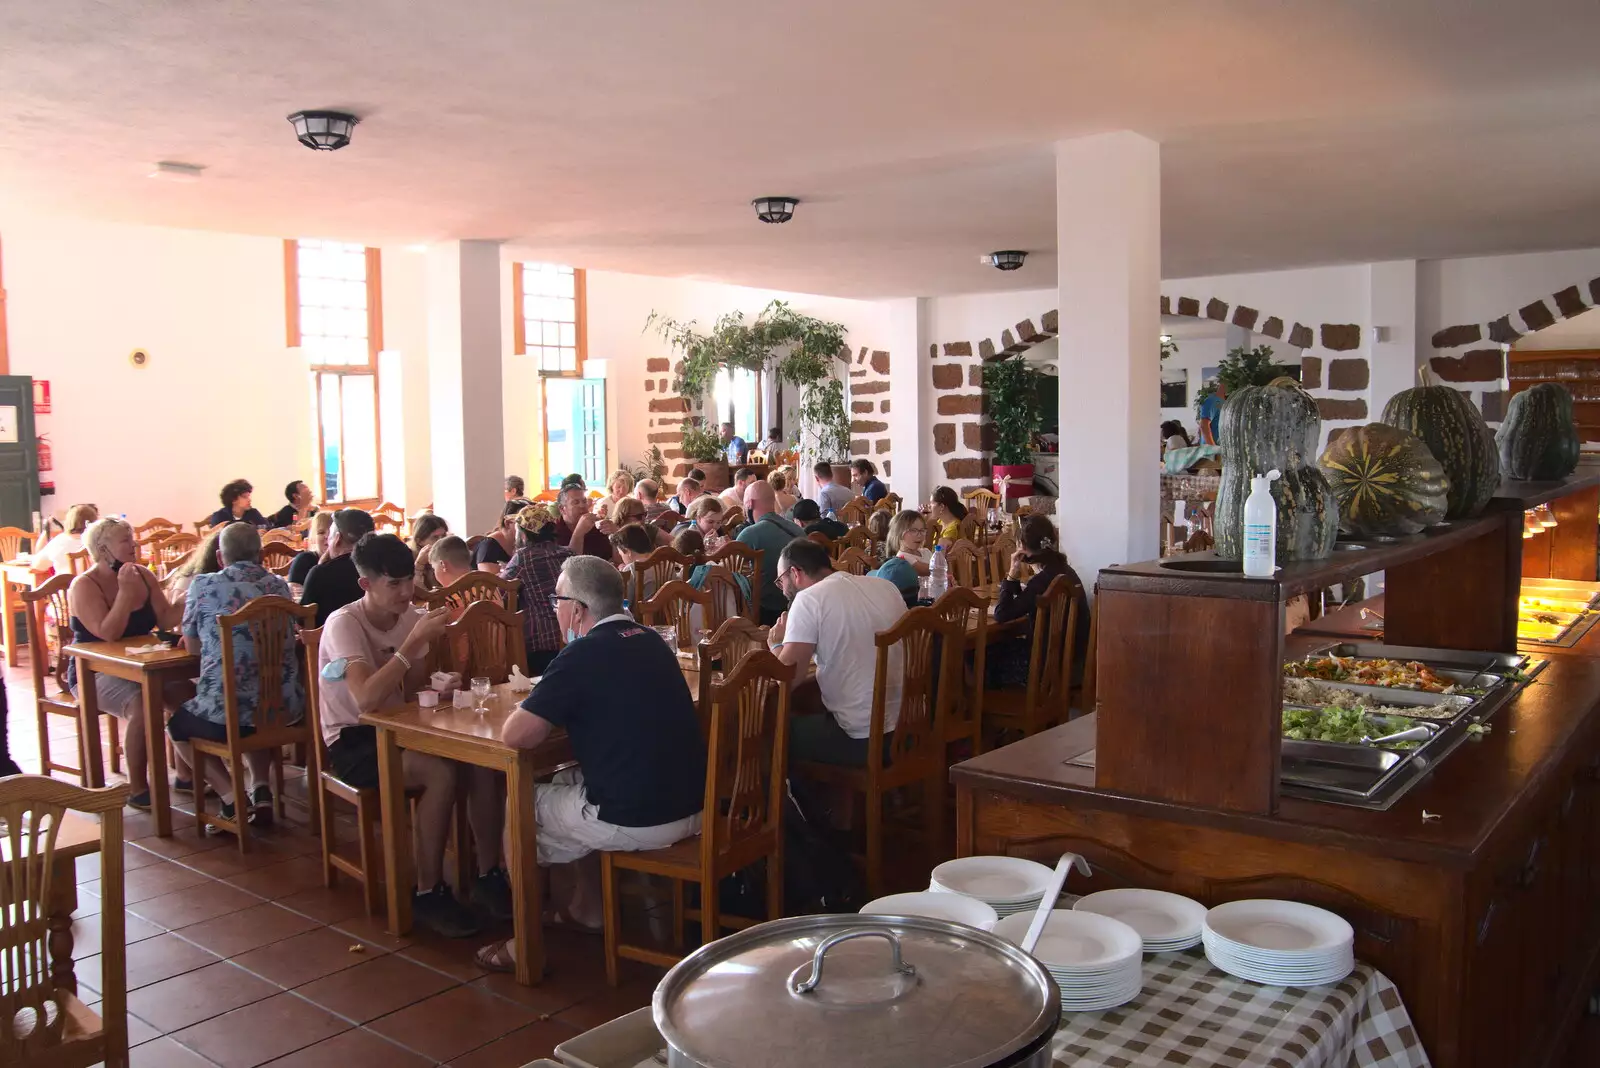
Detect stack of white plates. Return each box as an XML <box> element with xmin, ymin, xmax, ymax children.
<box><xmin>860</xmin><ymin>891</ymin><xmax>999</xmax><ymax>931</ymax></box>
<box><xmin>928</xmin><ymin>856</ymin><xmax>1055</xmax><ymax>918</ymax></box>
<box><xmin>994</xmin><ymin>910</ymin><xmax>1144</xmax><ymax>1012</ymax></box>
<box><xmin>1073</xmin><ymin>888</ymin><xmax>1206</xmax><ymax>953</ymax></box>
<box><xmin>1202</xmin><ymin>899</ymin><xmax>1355</xmax><ymax>986</ymax></box>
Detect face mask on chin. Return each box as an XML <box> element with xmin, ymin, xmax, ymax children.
<box><xmin>565</xmin><ymin>627</ymin><xmax>578</xmax><ymax>644</ymax></box>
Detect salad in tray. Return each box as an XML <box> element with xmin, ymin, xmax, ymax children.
<box><xmin>1283</xmin><ymin>655</ymin><xmax>1486</xmax><ymax>695</ymax></box>
<box><xmin>1281</xmin><ymin>706</ymin><xmax>1423</xmax><ymax>749</ymax></box>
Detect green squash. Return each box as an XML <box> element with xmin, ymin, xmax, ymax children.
<box><xmin>1319</xmin><ymin>423</ymin><xmax>1449</xmax><ymax>536</ymax></box>
<box><xmin>1496</xmin><ymin>383</ymin><xmax>1581</xmax><ymax>481</ymax></box>
<box><xmin>1380</xmin><ymin>375</ymin><xmax>1500</xmax><ymax>518</ymax></box>
<box><xmin>1215</xmin><ymin>377</ymin><xmax>1339</xmax><ymax>561</ymax></box>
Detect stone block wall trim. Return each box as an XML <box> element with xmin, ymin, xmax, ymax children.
<box><xmin>931</xmin><ymin>364</ymin><xmax>964</xmax><ymax>390</ymax></box>
<box><xmin>937</xmin><ymin>394</ymin><xmax>985</xmax><ymax>416</ymax></box>
<box><xmin>870</xmin><ymin>350</ymin><xmax>890</xmax><ymax>374</ymax></box>
<box><xmin>645</xmin><ymin>380</ymin><xmax>655</xmax><ymax>392</ymax></box>
<box><xmin>933</xmin><ymin>423</ymin><xmax>956</xmax><ymax>455</ymax></box>
<box><xmin>943</xmin><ymin>342</ymin><xmax>972</xmax><ymax>357</ymax></box>
<box><xmin>1176</xmin><ymin>296</ymin><xmax>1201</xmax><ymax>318</ymax></box>
<box><xmin>1429</xmin><ymin>349</ymin><xmax>1504</xmax><ymax>383</ymax></box>
<box><xmin>1288</xmin><ymin>323</ymin><xmax>1314</xmax><ymax>349</ymax></box>
<box><xmin>1327</xmin><ymin>358</ymin><xmax>1369</xmax><ymax>391</ymax></box>
<box><xmin>1016</xmin><ymin>319</ymin><xmax>1040</xmax><ymax>342</ymax></box>
<box><xmin>1160</xmin><ymin>295</ymin><xmax>1172</xmax><ymax>315</ymax></box>
<box><xmin>1231</xmin><ymin>305</ymin><xmax>1260</xmax><ymax>330</ymax></box>
<box><xmin>854</xmin><ymin>381</ymin><xmax>889</xmax><ymax>396</ymax></box>
<box><xmin>648</xmin><ymin>397</ymin><xmax>689</xmax><ymax>413</ymax></box>
<box><xmin>646</xmin><ymin>357</ymin><xmax>669</xmax><ymax>373</ymax></box>
<box><xmin>1320</xmin><ymin>324</ymin><xmax>1361</xmax><ymax>352</ymax></box>
<box><xmin>850</xmin><ymin>438</ymin><xmax>869</xmax><ymax>455</ymax></box>
<box><xmin>1001</xmin><ymin>329</ymin><xmax>1018</xmax><ymax>351</ymax></box>
<box><xmin>875</xmin><ymin>439</ymin><xmax>892</xmax><ymax>454</ymax></box>
<box><xmin>1430</xmin><ymin>275</ymin><xmax>1600</xmax><ymax>348</ymax></box>
<box><xmin>978</xmin><ymin>338</ymin><xmax>996</xmax><ymax>360</ymax></box>
<box><xmin>1316</xmin><ymin>398</ymin><xmax>1368</xmax><ymax>420</ymax></box>
<box><xmin>1261</xmin><ymin>316</ymin><xmax>1284</xmax><ymax>339</ymax></box>
<box><xmin>851</xmin><ymin>419</ymin><xmax>888</xmax><ymax>434</ymax></box>
<box><xmin>943</xmin><ymin>457</ymin><xmax>989</xmax><ymax>479</ymax></box>
<box><xmin>1041</xmin><ymin>309</ymin><xmax>1059</xmax><ymax>333</ymax></box>
<box><xmin>969</xmin><ymin>365</ymin><xmax>984</xmax><ymax>387</ymax></box>
<box><xmin>1205</xmin><ymin>298</ymin><xmax>1228</xmax><ymax>321</ymax></box>
<box><xmin>851</xmin><ymin>401</ymin><xmax>874</xmax><ymax>413</ymax></box>
<box><xmin>1301</xmin><ymin>356</ymin><xmax>1323</xmax><ymax>389</ymax></box>
<box><xmin>880</xmin><ymin>400</ymin><xmax>890</xmax><ymax>413</ymax></box>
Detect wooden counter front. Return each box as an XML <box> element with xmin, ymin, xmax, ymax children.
<box><xmin>951</xmin><ymin>657</ymin><xmax>1600</xmax><ymax>1068</ymax></box>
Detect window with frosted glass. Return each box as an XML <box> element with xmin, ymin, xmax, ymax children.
<box><xmin>519</xmin><ymin>263</ymin><xmax>583</xmax><ymax>375</ymax></box>
<box><xmin>295</xmin><ymin>239</ymin><xmax>370</xmax><ymax>367</ymax></box>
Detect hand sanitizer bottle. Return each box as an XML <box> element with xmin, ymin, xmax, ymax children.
<box><xmin>1242</xmin><ymin>469</ymin><xmax>1281</xmax><ymax>578</ymax></box>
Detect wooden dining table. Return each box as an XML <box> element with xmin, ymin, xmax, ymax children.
<box><xmin>64</xmin><ymin>638</ymin><xmax>198</xmax><ymax>837</ymax></box>
<box><xmin>360</xmin><ymin>683</ymin><xmax>573</xmax><ymax>986</ymax></box>
<box><xmin>0</xmin><ymin>556</ymin><xmax>42</xmax><ymax>667</ymax></box>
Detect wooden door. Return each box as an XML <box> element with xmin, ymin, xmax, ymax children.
<box><xmin>0</xmin><ymin>376</ymin><xmax>40</xmax><ymax>529</ymax></box>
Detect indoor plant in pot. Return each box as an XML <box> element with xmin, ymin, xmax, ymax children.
<box><xmin>679</xmin><ymin>421</ymin><xmax>731</xmax><ymax>491</ymax></box>
<box><xmin>983</xmin><ymin>354</ymin><xmax>1044</xmax><ymax>499</ymax></box>
<box><xmin>795</xmin><ymin>375</ymin><xmax>853</xmax><ymax>485</ymax></box>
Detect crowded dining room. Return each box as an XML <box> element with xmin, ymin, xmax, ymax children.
<box><xmin>6</xmin><ymin>3</ymin><xmax>1600</xmax><ymax>1067</ymax></box>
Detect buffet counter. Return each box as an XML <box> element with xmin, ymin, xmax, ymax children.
<box><xmin>951</xmin><ymin>653</ymin><xmax>1600</xmax><ymax>1068</ymax></box>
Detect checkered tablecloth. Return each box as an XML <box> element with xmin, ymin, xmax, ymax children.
<box><xmin>1052</xmin><ymin>949</ymin><xmax>1429</xmax><ymax>1068</ymax></box>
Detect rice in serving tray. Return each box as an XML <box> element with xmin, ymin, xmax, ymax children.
<box><xmin>1281</xmin><ymin>676</ymin><xmax>1460</xmax><ymax>719</ymax></box>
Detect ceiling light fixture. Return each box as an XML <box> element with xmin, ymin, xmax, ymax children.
<box><xmin>986</xmin><ymin>250</ymin><xmax>1027</xmax><ymax>271</ymax></box>
<box><xmin>751</xmin><ymin>196</ymin><xmax>799</xmax><ymax>224</ymax></box>
<box><xmin>287</xmin><ymin>110</ymin><xmax>360</xmax><ymax>151</ymax></box>
<box><xmin>148</xmin><ymin>161</ymin><xmax>204</xmax><ymax>183</ymax></box>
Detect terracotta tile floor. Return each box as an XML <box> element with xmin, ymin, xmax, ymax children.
<box><xmin>5</xmin><ymin>663</ymin><xmax>666</xmax><ymax>1066</ymax></box>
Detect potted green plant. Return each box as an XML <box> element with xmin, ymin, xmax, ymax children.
<box><xmin>983</xmin><ymin>354</ymin><xmax>1044</xmax><ymax>499</ymax></box>
<box><xmin>679</xmin><ymin>421</ymin><xmax>731</xmax><ymax>491</ymax></box>
<box><xmin>795</xmin><ymin>376</ymin><xmax>853</xmax><ymax>484</ymax></box>
<box><xmin>1194</xmin><ymin>343</ymin><xmax>1293</xmax><ymax>413</ymax></box>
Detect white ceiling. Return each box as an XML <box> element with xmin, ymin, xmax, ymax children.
<box><xmin>5</xmin><ymin>1</ymin><xmax>1600</xmax><ymax>299</ymax></box>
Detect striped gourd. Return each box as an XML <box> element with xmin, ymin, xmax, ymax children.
<box><xmin>1380</xmin><ymin>369</ymin><xmax>1500</xmax><ymax>518</ymax></box>
<box><xmin>1319</xmin><ymin>423</ymin><xmax>1449</xmax><ymax>536</ymax></box>
<box><xmin>1215</xmin><ymin>377</ymin><xmax>1339</xmax><ymax>561</ymax></box>
<box><xmin>1496</xmin><ymin>382</ymin><xmax>1580</xmax><ymax>481</ymax></box>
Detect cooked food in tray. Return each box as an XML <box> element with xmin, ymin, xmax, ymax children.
<box><xmin>1284</xmin><ymin>655</ymin><xmax>1487</xmax><ymax>694</ymax></box>
<box><xmin>1281</xmin><ymin>707</ymin><xmax>1423</xmax><ymax>749</ymax></box>
<box><xmin>1281</xmin><ymin>677</ymin><xmax>1461</xmax><ymax>719</ymax></box>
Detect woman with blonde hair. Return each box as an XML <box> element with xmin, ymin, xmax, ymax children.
<box><xmin>287</xmin><ymin>510</ymin><xmax>334</xmax><ymax>586</ymax></box>
<box><xmin>870</xmin><ymin>510</ymin><xmax>933</xmax><ymax>607</ymax></box>
<box><xmin>67</xmin><ymin>517</ymin><xmax>182</xmax><ymax>808</ymax></box>
<box><xmin>33</xmin><ymin>502</ymin><xmax>100</xmax><ymax>577</ymax></box>
<box><xmin>167</xmin><ymin>526</ymin><xmax>226</xmax><ymax>604</ymax></box>
<box><xmin>409</xmin><ymin>513</ymin><xmax>450</xmax><ymax>589</ymax></box>
<box><xmin>687</xmin><ymin>495</ymin><xmax>727</xmax><ymax>552</ymax></box>
<box><xmin>603</xmin><ymin>495</ymin><xmax>669</xmax><ymax>549</ymax></box>
<box><xmin>593</xmin><ymin>469</ymin><xmax>635</xmax><ymax>517</ymax></box>
<box><xmin>767</xmin><ymin>469</ymin><xmax>797</xmax><ymax>516</ymax></box>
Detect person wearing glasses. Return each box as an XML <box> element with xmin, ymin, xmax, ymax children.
<box><xmin>499</xmin><ymin>503</ymin><xmax>571</xmax><ymax>674</ymax></box>
<box><xmin>477</xmin><ymin>556</ymin><xmax>704</xmax><ymax>970</ymax></box>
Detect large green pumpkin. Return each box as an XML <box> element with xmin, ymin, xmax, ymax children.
<box><xmin>1496</xmin><ymin>383</ymin><xmax>1580</xmax><ymax>481</ymax></box>
<box><xmin>1380</xmin><ymin>377</ymin><xmax>1500</xmax><ymax>518</ymax></box>
<box><xmin>1319</xmin><ymin>423</ymin><xmax>1449</xmax><ymax>536</ymax></box>
<box><xmin>1215</xmin><ymin>377</ymin><xmax>1339</xmax><ymax>561</ymax></box>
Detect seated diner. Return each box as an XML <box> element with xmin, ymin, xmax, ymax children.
<box><xmin>204</xmin><ymin>478</ymin><xmax>270</xmax><ymax>529</ymax></box>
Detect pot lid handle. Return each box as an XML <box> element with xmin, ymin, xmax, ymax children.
<box><xmin>790</xmin><ymin>928</ymin><xmax>915</xmax><ymax>995</ymax></box>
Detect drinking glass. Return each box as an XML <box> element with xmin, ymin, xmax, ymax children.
<box><xmin>653</xmin><ymin>625</ymin><xmax>677</xmax><ymax>650</ymax></box>
<box><xmin>471</xmin><ymin>676</ymin><xmax>492</xmax><ymax>714</ymax></box>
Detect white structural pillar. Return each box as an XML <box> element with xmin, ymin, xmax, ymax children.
<box><xmin>1367</xmin><ymin>260</ymin><xmax>1421</xmax><ymax>415</ymax></box>
<box><xmin>885</xmin><ymin>297</ymin><xmax>929</xmax><ymax>507</ymax></box>
<box><xmin>1056</xmin><ymin>132</ymin><xmax>1162</xmax><ymax>585</ymax></box>
<box><xmin>427</xmin><ymin>241</ymin><xmax>505</xmax><ymax>536</ymax></box>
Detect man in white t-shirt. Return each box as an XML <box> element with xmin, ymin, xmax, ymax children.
<box><xmin>318</xmin><ymin>533</ymin><xmax>503</xmax><ymax>938</ymax></box>
<box><xmin>768</xmin><ymin>537</ymin><xmax>906</xmax><ymax>766</ymax></box>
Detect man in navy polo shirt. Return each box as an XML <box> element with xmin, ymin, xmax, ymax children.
<box><xmin>475</xmin><ymin>556</ymin><xmax>705</xmax><ymax>972</ymax></box>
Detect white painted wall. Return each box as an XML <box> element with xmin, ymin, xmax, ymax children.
<box><xmin>1421</xmin><ymin>248</ymin><xmax>1600</xmax><ymax>333</ymax></box>
<box><xmin>2</xmin><ymin>213</ymin><xmax>315</xmax><ymax>525</ymax></box>
<box><xmin>1163</xmin><ymin>264</ymin><xmax>1369</xmax><ymax>331</ymax></box>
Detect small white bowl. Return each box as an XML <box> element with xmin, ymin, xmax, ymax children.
<box><xmin>860</xmin><ymin>891</ymin><xmax>999</xmax><ymax>931</ymax></box>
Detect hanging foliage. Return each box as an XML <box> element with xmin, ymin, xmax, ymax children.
<box><xmin>645</xmin><ymin>300</ymin><xmax>849</xmax><ymax>405</ymax></box>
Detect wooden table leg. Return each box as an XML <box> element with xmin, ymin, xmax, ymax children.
<box><xmin>2</xmin><ymin>576</ymin><xmax>17</xmax><ymax>668</ymax></box>
<box><xmin>76</xmin><ymin>661</ymin><xmax>106</xmax><ymax>788</ymax></box>
<box><xmin>47</xmin><ymin>855</ymin><xmax>79</xmax><ymax>995</ymax></box>
<box><xmin>376</xmin><ymin>727</ymin><xmax>414</xmax><ymax>936</ymax></box>
<box><xmin>504</xmin><ymin>753</ymin><xmax>544</xmax><ymax>985</ymax></box>
<box><xmin>143</xmin><ymin>675</ymin><xmax>172</xmax><ymax>837</ymax></box>
<box><xmin>955</xmin><ymin>783</ymin><xmax>974</xmax><ymax>859</ymax></box>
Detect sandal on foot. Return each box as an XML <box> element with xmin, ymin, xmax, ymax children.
<box><xmin>474</xmin><ymin>941</ymin><xmax>517</xmax><ymax>974</ymax></box>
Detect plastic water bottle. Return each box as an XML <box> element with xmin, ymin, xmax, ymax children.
<box><xmin>1242</xmin><ymin>469</ymin><xmax>1281</xmax><ymax>578</ymax></box>
<box><xmin>928</xmin><ymin>545</ymin><xmax>949</xmax><ymax>600</ymax></box>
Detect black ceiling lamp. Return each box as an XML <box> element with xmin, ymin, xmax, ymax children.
<box><xmin>287</xmin><ymin>110</ymin><xmax>360</xmax><ymax>151</ymax></box>
<box><xmin>752</xmin><ymin>196</ymin><xmax>800</xmax><ymax>224</ymax></box>
<box><xmin>986</xmin><ymin>250</ymin><xmax>1027</xmax><ymax>271</ymax></box>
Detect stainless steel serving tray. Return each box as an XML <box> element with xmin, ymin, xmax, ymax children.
<box><xmin>1307</xmin><ymin>641</ymin><xmax>1527</xmax><ymax>674</ymax></box>
<box><xmin>1280</xmin><ymin>677</ymin><xmax>1475</xmax><ymax>717</ymax></box>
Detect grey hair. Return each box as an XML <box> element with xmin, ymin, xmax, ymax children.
<box><xmin>560</xmin><ymin>554</ymin><xmax>626</xmax><ymax>619</ymax></box>
<box><xmin>558</xmin><ymin>484</ymin><xmax>588</xmax><ymax>510</ymax></box>
<box><xmin>82</xmin><ymin>517</ymin><xmax>133</xmax><ymax>565</ymax></box>
<box><xmin>218</xmin><ymin>521</ymin><xmax>261</xmax><ymax>565</ymax></box>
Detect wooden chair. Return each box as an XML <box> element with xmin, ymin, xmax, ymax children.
<box><xmin>878</xmin><ymin>493</ymin><xmax>904</xmax><ymax>514</ymax></box>
<box><xmin>0</xmin><ymin>525</ymin><xmax>32</xmax><ymax>561</ymax></box>
<box><xmin>693</xmin><ymin>616</ymin><xmax>769</xmax><ymax>725</ymax></box>
<box><xmin>0</xmin><ymin>776</ymin><xmax>131</xmax><ymax>1067</ymax></box>
<box><xmin>1071</xmin><ymin>597</ymin><xmax>1098</xmax><ymax>718</ymax></box>
<box><xmin>792</xmin><ymin>607</ymin><xmax>964</xmax><ymax>898</ymax></box>
<box><xmin>304</xmin><ymin>628</ymin><xmax>422</xmax><ymax>916</ymax></box>
<box><xmin>21</xmin><ymin>576</ymin><xmax>122</xmax><ymax>784</ymax></box>
<box><xmin>134</xmin><ymin>517</ymin><xmax>181</xmax><ymax>542</ymax></box>
<box><xmin>189</xmin><ymin>596</ymin><xmax>319</xmax><ymax>851</ymax></box>
<box><xmin>805</xmin><ymin>531</ymin><xmax>833</xmax><ymax>555</ymax></box>
<box><xmin>944</xmin><ymin>538</ymin><xmax>983</xmax><ymax>588</ymax></box>
<box><xmin>373</xmin><ymin>501</ymin><xmax>405</xmax><ymax>524</ymax></box>
<box><xmin>697</xmin><ymin>564</ymin><xmax>747</xmax><ymax>629</ymax></box>
<box><xmin>839</xmin><ymin>498</ymin><xmax>870</xmax><ymax>528</ymax></box>
<box><xmin>370</xmin><ymin>514</ymin><xmax>403</xmax><ymax>535</ymax></box>
<box><xmin>834</xmin><ymin>546</ymin><xmax>873</xmax><ymax>577</ymax></box>
<box><xmin>192</xmin><ymin>520</ymin><xmax>215</xmax><ymax>537</ymax></box>
<box><xmin>746</xmin><ymin>449</ymin><xmax>768</xmax><ymax>464</ymax></box>
<box><xmin>601</xmin><ymin>650</ymin><xmax>790</xmax><ymax>984</ymax></box>
<box><xmin>931</xmin><ymin>586</ymin><xmax>989</xmax><ymax>756</ymax></box>
<box><xmin>625</xmin><ymin>546</ymin><xmax>694</xmax><ymax>607</ymax></box>
<box><xmin>439</xmin><ymin>600</ymin><xmax>527</xmax><ymax>683</ymax></box>
<box><xmin>260</xmin><ymin>528</ymin><xmax>300</xmax><ymax>546</ymax></box>
<box><xmin>839</xmin><ymin>525</ymin><xmax>873</xmax><ymax>557</ymax></box>
<box><xmin>956</xmin><ymin>512</ymin><xmax>981</xmax><ymax>544</ymax></box>
<box><xmin>417</xmin><ymin>571</ymin><xmax>519</xmax><ymax>612</ymax></box>
<box><xmin>706</xmin><ymin>541</ymin><xmax>761</xmax><ymax>598</ymax></box>
<box><xmin>148</xmin><ymin>532</ymin><xmax>199</xmax><ymax>579</ymax></box>
<box><xmin>963</xmin><ymin>487</ymin><xmax>1003</xmax><ymax>545</ymax></box>
<box><xmin>63</xmin><ymin>549</ymin><xmax>89</xmax><ymax>576</ymax></box>
<box><xmin>719</xmin><ymin>505</ymin><xmax>746</xmax><ymax>536</ymax></box>
<box><xmin>982</xmin><ymin>576</ymin><xmax>1080</xmax><ymax>745</ymax></box>
<box><xmin>260</xmin><ymin>542</ymin><xmax>299</xmax><ymax>576</ymax></box>
<box><xmin>637</xmin><ymin>580</ymin><xmax>712</xmax><ymax>652</ymax></box>
<box><xmin>465</xmin><ymin>534</ymin><xmax>487</xmax><ymax>554</ymax></box>
<box><xmin>987</xmin><ymin>532</ymin><xmax>1017</xmax><ymax>583</ymax></box>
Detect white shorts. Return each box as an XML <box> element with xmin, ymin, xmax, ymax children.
<box><xmin>71</xmin><ymin>674</ymin><xmax>143</xmax><ymax>720</ymax></box>
<box><xmin>534</xmin><ymin>768</ymin><xmax>701</xmax><ymax>867</ymax></box>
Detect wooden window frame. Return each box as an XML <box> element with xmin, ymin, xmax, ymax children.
<box><xmin>512</xmin><ymin>261</ymin><xmax>587</xmax><ymax>378</ymax></box>
<box><xmin>286</xmin><ymin>240</ymin><xmax>384</xmax><ymax>506</ymax></box>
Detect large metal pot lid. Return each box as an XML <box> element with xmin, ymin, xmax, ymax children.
<box><xmin>653</xmin><ymin>914</ymin><xmax>1060</xmax><ymax>1068</ymax></box>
